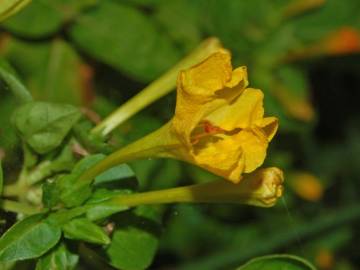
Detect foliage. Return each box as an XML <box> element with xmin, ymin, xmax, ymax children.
<box><xmin>0</xmin><ymin>0</ymin><xmax>360</xmax><ymax>269</ymax></box>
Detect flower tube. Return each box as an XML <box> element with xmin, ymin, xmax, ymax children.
<box><xmin>79</xmin><ymin>50</ymin><xmax>279</xmax><ymax>185</ymax></box>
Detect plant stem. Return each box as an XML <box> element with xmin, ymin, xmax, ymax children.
<box><xmin>2</xmin><ymin>184</ymin><xmax>23</xmax><ymax>197</ymax></box>
<box><xmin>92</xmin><ymin>37</ymin><xmax>221</xmax><ymax>137</ymax></box>
<box><xmin>0</xmin><ymin>199</ymin><xmax>39</xmax><ymax>215</ymax></box>
<box><xmin>79</xmin><ymin>122</ymin><xmax>176</xmax><ymax>183</ymax></box>
<box><xmin>110</xmin><ymin>168</ymin><xmax>283</xmax><ymax>208</ymax></box>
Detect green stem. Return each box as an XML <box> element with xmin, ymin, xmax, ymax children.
<box><xmin>2</xmin><ymin>184</ymin><xmax>24</xmax><ymax>197</ymax></box>
<box><xmin>79</xmin><ymin>122</ymin><xmax>176</xmax><ymax>183</ymax></box>
<box><xmin>92</xmin><ymin>37</ymin><xmax>221</xmax><ymax>137</ymax></box>
<box><xmin>0</xmin><ymin>199</ymin><xmax>39</xmax><ymax>215</ymax></box>
<box><xmin>110</xmin><ymin>168</ymin><xmax>283</xmax><ymax>208</ymax></box>
<box><xmin>26</xmin><ymin>160</ymin><xmax>53</xmax><ymax>185</ymax></box>
<box><xmin>0</xmin><ymin>59</ymin><xmax>32</xmax><ymax>103</ymax></box>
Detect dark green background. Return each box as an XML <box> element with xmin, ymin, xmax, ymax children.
<box><xmin>1</xmin><ymin>0</ymin><xmax>360</xmax><ymax>269</ymax></box>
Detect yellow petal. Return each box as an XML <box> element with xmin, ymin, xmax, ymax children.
<box><xmin>235</xmin><ymin>128</ymin><xmax>268</xmax><ymax>173</ymax></box>
<box><xmin>207</xmin><ymin>88</ymin><xmax>264</xmax><ymax>130</ymax></box>
<box><xmin>179</xmin><ymin>49</ymin><xmax>233</xmax><ymax>96</ymax></box>
<box><xmin>193</xmin><ymin>135</ymin><xmax>245</xmax><ymax>183</ymax></box>
<box><xmin>168</xmin><ymin>50</ymin><xmax>278</xmax><ymax>183</ymax></box>
<box><xmin>172</xmin><ymin>50</ymin><xmax>248</xmax><ymax>146</ymax></box>
<box><xmin>259</xmin><ymin>117</ymin><xmax>279</xmax><ymax>141</ymax></box>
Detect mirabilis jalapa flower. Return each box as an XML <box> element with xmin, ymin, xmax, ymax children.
<box><xmin>168</xmin><ymin>49</ymin><xmax>278</xmax><ymax>183</ymax></box>
<box><xmin>78</xmin><ymin>48</ymin><xmax>278</xmax><ymax>185</ymax></box>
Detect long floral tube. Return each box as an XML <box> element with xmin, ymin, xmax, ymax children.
<box><xmin>92</xmin><ymin>37</ymin><xmax>222</xmax><ymax>137</ymax></box>
<box><xmin>80</xmin><ymin>50</ymin><xmax>279</xmax><ymax>186</ymax></box>
<box><xmin>109</xmin><ymin>167</ymin><xmax>284</xmax><ymax>208</ymax></box>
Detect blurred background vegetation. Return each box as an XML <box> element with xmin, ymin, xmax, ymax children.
<box><xmin>1</xmin><ymin>0</ymin><xmax>360</xmax><ymax>269</ymax></box>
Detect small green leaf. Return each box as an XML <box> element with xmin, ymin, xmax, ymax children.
<box><xmin>1</xmin><ymin>1</ymin><xmax>62</xmax><ymax>37</ymax></box>
<box><xmin>35</xmin><ymin>243</ymin><xmax>79</xmax><ymax>270</ymax></box>
<box><xmin>63</xmin><ymin>218</ymin><xmax>110</xmax><ymax>245</ymax></box>
<box><xmin>73</xmin><ymin>119</ymin><xmax>112</xmax><ymax>153</ymax></box>
<box><xmin>2</xmin><ymin>0</ymin><xmax>98</xmax><ymax>38</ymax></box>
<box><xmin>154</xmin><ymin>0</ymin><xmax>202</xmax><ymax>52</ymax></box>
<box><xmin>95</xmin><ymin>164</ymin><xmax>136</xmax><ymax>184</ymax></box>
<box><xmin>59</xmin><ymin>154</ymin><xmax>106</xmax><ymax>207</ymax></box>
<box><xmin>12</xmin><ymin>101</ymin><xmax>81</xmax><ymax>154</ymax></box>
<box><xmin>0</xmin><ymin>0</ymin><xmax>31</xmax><ymax>22</ymax></box>
<box><xmin>42</xmin><ymin>179</ymin><xmax>60</xmax><ymax>209</ymax></box>
<box><xmin>86</xmin><ymin>201</ymin><xmax>129</xmax><ymax>221</ymax></box>
<box><xmin>3</xmin><ymin>38</ymin><xmax>88</xmax><ymax>105</ymax></box>
<box><xmin>86</xmin><ymin>189</ymin><xmax>131</xmax><ymax>221</ymax></box>
<box><xmin>0</xmin><ymin>58</ymin><xmax>32</xmax><ymax>103</ymax></box>
<box><xmin>237</xmin><ymin>254</ymin><xmax>316</xmax><ymax>270</ymax></box>
<box><xmin>69</xmin><ymin>1</ymin><xmax>180</xmax><ymax>82</ymax></box>
<box><xmin>107</xmin><ymin>206</ymin><xmax>161</xmax><ymax>270</ymax></box>
<box><xmin>47</xmin><ymin>208</ymin><xmax>88</xmax><ymax>227</ymax></box>
<box><xmin>0</xmin><ymin>214</ymin><xmax>61</xmax><ymax>262</ymax></box>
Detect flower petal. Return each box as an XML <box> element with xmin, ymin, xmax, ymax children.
<box><xmin>193</xmin><ymin>135</ymin><xmax>245</xmax><ymax>182</ymax></box>
<box><xmin>207</xmin><ymin>88</ymin><xmax>264</xmax><ymax>130</ymax></box>
<box><xmin>235</xmin><ymin>128</ymin><xmax>268</xmax><ymax>173</ymax></box>
<box><xmin>172</xmin><ymin>50</ymin><xmax>248</xmax><ymax>146</ymax></box>
<box><xmin>259</xmin><ymin>117</ymin><xmax>278</xmax><ymax>141</ymax></box>
<box><xmin>180</xmin><ymin>49</ymin><xmax>233</xmax><ymax>96</ymax></box>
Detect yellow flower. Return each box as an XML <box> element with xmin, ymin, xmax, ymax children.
<box><xmin>77</xmin><ymin>50</ymin><xmax>279</xmax><ymax>186</ymax></box>
<box><xmin>168</xmin><ymin>49</ymin><xmax>278</xmax><ymax>183</ymax></box>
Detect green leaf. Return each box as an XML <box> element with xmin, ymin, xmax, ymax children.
<box><xmin>35</xmin><ymin>243</ymin><xmax>78</xmax><ymax>270</ymax></box>
<box><xmin>63</xmin><ymin>218</ymin><xmax>110</xmax><ymax>245</ymax></box>
<box><xmin>205</xmin><ymin>0</ymin><xmax>283</xmax><ymax>63</ymax></box>
<box><xmin>237</xmin><ymin>254</ymin><xmax>316</xmax><ymax>270</ymax></box>
<box><xmin>26</xmin><ymin>142</ymin><xmax>76</xmax><ymax>187</ymax></box>
<box><xmin>84</xmin><ymin>163</ymin><xmax>138</xmax><ymax>221</ymax></box>
<box><xmin>86</xmin><ymin>189</ymin><xmax>132</xmax><ymax>221</ymax></box>
<box><xmin>0</xmin><ymin>214</ymin><xmax>61</xmax><ymax>262</ymax></box>
<box><xmin>86</xmin><ymin>201</ymin><xmax>129</xmax><ymax>221</ymax></box>
<box><xmin>288</xmin><ymin>0</ymin><xmax>360</xmax><ymax>43</ymax></box>
<box><xmin>47</xmin><ymin>207</ymin><xmax>89</xmax><ymax>227</ymax></box>
<box><xmin>1</xmin><ymin>1</ymin><xmax>62</xmax><ymax>37</ymax></box>
<box><xmin>0</xmin><ymin>58</ymin><xmax>32</xmax><ymax>103</ymax></box>
<box><xmin>73</xmin><ymin>119</ymin><xmax>112</xmax><ymax>153</ymax></box>
<box><xmin>12</xmin><ymin>101</ymin><xmax>81</xmax><ymax>154</ymax></box>
<box><xmin>2</xmin><ymin>0</ymin><xmax>98</xmax><ymax>38</ymax></box>
<box><xmin>0</xmin><ymin>0</ymin><xmax>31</xmax><ymax>22</ymax></box>
<box><xmin>107</xmin><ymin>206</ymin><xmax>161</xmax><ymax>270</ymax></box>
<box><xmin>0</xmin><ymin>160</ymin><xmax>3</xmax><ymax>195</ymax></box>
<box><xmin>59</xmin><ymin>154</ymin><xmax>106</xmax><ymax>207</ymax></box>
<box><xmin>154</xmin><ymin>0</ymin><xmax>202</xmax><ymax>52</ymax></box>
<box><xmin>42</xmin><ymin>179</ymin><xmax>60</xmax><ymax>209</ymax></box>
<box><xmin>69</xmin><ymin>0</ymin><xmax>180</xmax><ymax>82</ymax></box>
<box><xmin>3</xmin><ymin>38</ymin><xmax>87</xmax><ymax>105</ymax></box>
<box><xmin>95</xmin><ymin>164</ymin><xmax>136</xmax><ymax>184</ymax></box>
